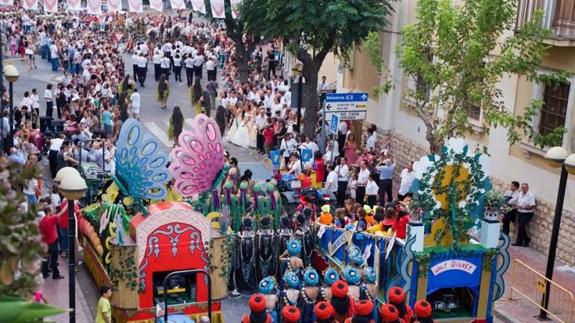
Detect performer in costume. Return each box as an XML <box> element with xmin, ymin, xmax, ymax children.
<box><xmin>387</xmin><ymin>287</ymin><xmax>413</xmax><ymax>323</ymax></box>
<box><xmin>330</xmin><ymin>280</ymin><xmax>354</xmax><ymax>323</ymax></box>
<box><xmin>360</xmin><ymin>267</ymin><xmax>379</xmax><ymax>321</ymax></box>
<box><xmin>279</xmin><ymin>271</ymin><xmax>301</xmax><ymax>322</ymax></box>
<box><xmin>278</xmin><ymin>239</ymin><xmax>304</xmax><ymax>286</ymax></box>
<box><xmin>294</xmin><ymin>211</ymin><xmax>313</xmax><ymax>267</ymax></box>
<box><xmin>300</xmin><ymin>267</ymin><xmax>320</xmax><ymax>323</ymax></box>
<box><xmin>235</xmin><ymin>217</ymin><xmax>256</xmax><ymax>292</ymax></box>
<box><xmin>315</xmin><ymin>301</ymin><xmax>336</xmax><ymax>323</ymax></box>
<box><xmin>258</xmin><ymin>277</ymin><xmax>279</xmax><ymax>323</ymax></box>
<box><xmin>413</xmin><ymin>300</ymin><xmax>435</xmax><ymax>323</ymax></box>
<box><xmin>343</xmin><ymin>266</ymin><xmax>361</xmax><ymax>302</ymax></box>
<box><xmin>281</xmin><ymin>305</ymin><xmax>301</xmax><ymax>323</ymax></box>
<box><xmin>379</xmin><ymin>303</ymin><xmax>402</xmax><ymax>323</ymax></box>
<box><xmin>344</xmin><ymin>299</ymin><xmax>374</xmax><ymax>323</ymax></box>
<box><xmin>321</xmin><ymin>267</ymin><xmax>340</xmax><ymax>301</ymax></box>
<box><xmin>243</xmin><ymin>294</ymin><xmax>273</xmax><ymax>323</ymax></box>
<box><xmin>277</xmin><ymin>215</ymin><xmax>293</xmax><ymax>278</ymax></box>
<box><xmin>256</xmin><ymin>216</ymin><xmax>276</xmax><ymax>281</ymax></box>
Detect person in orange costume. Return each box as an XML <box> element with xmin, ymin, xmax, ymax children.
<box><xmin>317</xmin><ymin>204</ymin><xmax>334</xmax><ymax>225</ymax></box>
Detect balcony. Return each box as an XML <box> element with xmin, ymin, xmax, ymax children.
<box><xmin>517</xmin><ymin>0</ymin><xmax>575</xmax><ymax>45</ymax></box>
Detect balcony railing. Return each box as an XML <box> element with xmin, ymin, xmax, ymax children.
<box><xmin>517</xmin><ymin>0</ymin><xmax>575</xmax><ymax>40</ymax></box>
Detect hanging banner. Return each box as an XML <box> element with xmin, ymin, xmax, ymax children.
<box><xmin>230</xmin><ymin>0</ymin><xmax>241</xmax><ymax>19</ymax></box>
<box><xmin>22</xmin><ymin>0</ymin><xmax>38</xmax><ymax>10</ymax></box>
<box><xmin>128</xmin><ymin>0</ymin><xmax>143</xmax><ymax>12</ymax></box>
<box><xmin>107</xmin><ymin>0</ymin><xmax>122</xmax><ymax>12</ymax></box>
<box><xmin>43</xmin><ymin>0</ymin><xmax>57</xmax><ymax>12</ymax></box>
<box><xmin>86</xmin><ymin>0</ymin><xmax>101</xmax><ymax>14</ymax></box>
<box><xmin>210</xmin><ymin>0</ymin><xmax>225</xmax><ymax>18</ymax></box>
<box><xmin>170</xmin><ymin>0</ymin><xmax>185</xmax><ymax>10</ymax></box>
<box><xmin>67</xmin><ymin>0</ymin><xmax>81</xmax><ymax>10</ymax></box>
<box><xmin>149</xmin><ymin>0</ymin><xmax>162</xmax><ymax>11</ymax></box>
<box><xmin>0</xmin><ymin>0</ymin><xmax>14</xmax><ymax>6</ymax></box>
<box><xmin>191</xmin><ymin>0</ymin><xmax>206</xmax><ymax>14</ymax></box>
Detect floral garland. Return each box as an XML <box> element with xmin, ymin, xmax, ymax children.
<box><xmin>410</xmin><ymin>138</ymin><xmax>490</xmax><ymax>248</ymax></box>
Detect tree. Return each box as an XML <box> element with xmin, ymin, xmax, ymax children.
<box><xmin>396</xmin><ymin>0</ymin><xmax>569</xmax><ymax>153</ymax></box>
<box><xmin>203</xmin><ymin>0</ymin><xmax>260</xmax><ymax>82</ymax></box>
<box><xmin>242</xmin><ymin>0</ymin><xmax>394</xmax><ymax>137</ymax></box>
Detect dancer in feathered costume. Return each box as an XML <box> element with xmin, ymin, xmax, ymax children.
<box><xmin>276</xmin><ymin>215</ymin><xmax>293</xmax><ymax>278</ymax></box>
<box><xmin>243</xmin><ymin>294</ymin><xmax>273</xmax><ymax>323</ymax></box>
<box><xmin>256</xmin><ymin>216</ymin><xmax>276</xmax><ymax>281</ymax></box>
<box><xmin>258</xmin><ymin>276</ymin><xmax>279</xmax><ymax>323</ymax></box>
<box><xmin>360</xmin><ymin>267</ymin><xmax>379</xmax><ymax>321</ymax></box>
<box><xmin>343</xmin><ymin>266</ymin><xmax>362</xmax><ymax>302</ymax></box>
<box><xmin>278</xmin><ymin>271</ymin><xmax>301</xmax><ymax>322</ymax></box>
<box><xmin>300</xmin><ymin>267</ymin><xmax>320</xmax><ymax>323</ymax></box>
<box><xmin>237</xmin><ymin>216</ymin><xmax>256</xmax><ymax>292</ymax></box>
<box><xmin>294</xmin><ymin>211</ymin><xmax>313</xmax><ymax>267</ymax></box>
<box><xmin>387</xmin><ymin>286</ymin><xmax>413</xmax><ymax>323</ymax></box>
<box><xmin>330</xmin><ymin>280</ymin><xmax>354</xmax><ymax>323</ymax></box>
<box><xmin>321</xmin><ymin>267</ymin><xmax>340</xmax><ymax>302</ymax></box>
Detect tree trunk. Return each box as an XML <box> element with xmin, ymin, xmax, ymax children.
<box><xmin>426</xmin><ymin>130</ymin><xmax>443</xmax><ymax>154</ymax></box>
<box><xmin>302</xmin><ymin>65</ymin><xmax>319</xmax><ymax>138</ymax></box>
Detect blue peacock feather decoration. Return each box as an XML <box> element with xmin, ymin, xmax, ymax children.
<box><xmin>114</xmin><ymin>118</ymin><xmax>171</xmax><ymax>203</ymax></box>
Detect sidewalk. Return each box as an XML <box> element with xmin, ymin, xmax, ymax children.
<box><xmin>40</xmin><ymin>260</ymin><xmax>94</xmax><ymax>323</ymax></box>
<box><xmin>494</xmin><ymin>245</ymin><xmax>575</xmax><ymax>323</ymax></box>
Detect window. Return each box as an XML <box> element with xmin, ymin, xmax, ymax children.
<box><xmin>539</xmin><ymin>81</ymin><xmax>569</xmax><ymax>135</ymax></box>
<box><xmin>468</xmin><ymin>105</ymin><xmax>481</xmax><ymax>120</ymax></box>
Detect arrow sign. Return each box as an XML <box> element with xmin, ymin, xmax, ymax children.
<box><xmin>324</xmin><ymin>92</ymin><xmax>368</xmax><ymax>120</ymax></box>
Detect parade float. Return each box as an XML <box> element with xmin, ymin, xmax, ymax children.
<box><xmin>78</xmin><ymin>114</ymin><xmax>283</xmax><ymax>322</ymax></box>
<box><xmin>314</xmin><ymin>138</ymin><xmax>510</xmax><ymax>323</ymax></box>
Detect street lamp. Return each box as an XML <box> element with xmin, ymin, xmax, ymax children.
<box><xmin>540</xmin><ymin>146</ymin><xmax>575</xmax><ymax>319</ymax></box>
<box><xmin>3</xmin><ymin>64</ymin><xmax>19</xmax><ymax>150</ymax></box>
<box><xmin>55</xmin><ymin>167</ymin><xmax>87</xmax><ymax>323</ymax></box>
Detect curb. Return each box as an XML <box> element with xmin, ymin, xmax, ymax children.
<box><xmin>493</xmin><ymin>307</ymin><xmax>520</xmax><ymax>323</ymax></box>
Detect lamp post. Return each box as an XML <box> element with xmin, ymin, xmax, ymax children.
<box><xmin>292</xmin><ymin>64</ymin><xmax>303</xmax><ymax>134</ymax></box>
<box><xmin>55</xmin><ymin>167</ymin><xmax>87</xmax><ymax>323</ymax></box>
<box><xmin>3</xmin><ymin>64</ymin><xmax>19</xmax><ymax>150</ymax></box>
<box><xmin>540</xmin><ymin>146</ymin><xmax>575</xmax><ymax>319</ymax></box>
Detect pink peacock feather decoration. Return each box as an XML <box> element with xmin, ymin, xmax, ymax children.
<box><xmin>169</xmin><ymin>114</ymin><xmax>226</xmax><ymax>198</ymax></box>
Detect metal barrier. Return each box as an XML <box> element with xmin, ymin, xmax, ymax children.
<box><xmin>508</xmin><ymin>259</ymin><xmax>575</xmax><ymax>322</ymax></box>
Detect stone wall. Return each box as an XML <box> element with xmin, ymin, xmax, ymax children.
<box><xmin>371</xmin><ymin>127</ymin><xmax>575</xmax><ymax>267</ymax></box>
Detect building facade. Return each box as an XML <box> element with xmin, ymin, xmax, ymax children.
<box><xmin>331</xmin><ymin>0</ymin><xmax>575</xmax><ymax>266</ymax></box>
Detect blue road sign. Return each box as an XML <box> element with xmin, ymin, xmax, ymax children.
<box><xmin>325</xmin><ymin>93</ymin><xmax>368</xmax><ymax>103</ymax></box>
<box><xmin>330</xmin><ymin>113</ymin><xmax>340</xmax><ymax>134</ymax></box>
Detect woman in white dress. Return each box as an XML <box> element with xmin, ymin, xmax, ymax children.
<box><xmin>226</xmin><ymin>105</ymin><xmax>240</xmax><ymax>141</ymax></box>
<box><xmin>231</xmin><ymin>107</ymin><xmax>253</xmax><ymax>148</ymax></box>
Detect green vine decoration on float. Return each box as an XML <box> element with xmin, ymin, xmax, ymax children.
<box><xmin>410</xmin><ymin>138</ymin><xmax>490</xmax><ymax>249</ymax></box>
<box><xmin>108</xmin><ymin>246</ymin><xmax>140</xmax><ymax>292</ymax></box>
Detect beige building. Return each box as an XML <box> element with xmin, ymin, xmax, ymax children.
<box><xmin>330</xmin><ymin>0</ymin><xmax>575</xmax><ymax>266</ymax></box>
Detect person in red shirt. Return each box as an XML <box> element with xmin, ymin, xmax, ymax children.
<box><xmin>313</xmin><ymin>151</ymin><xmax>326</xmax><ymax>184</ymax></box>
<box><xmin>298</xmin><ymin>169</ymin><xmax>312</xmax><ymax>189</ymax></box>
<box><xmin>393</xmin><ymin>209</ymin><xmax>411</xmax><ymax>240</ymax></box>
<box><xmin>39</xmin><ymin>208</ymin><xmax>64</xmax><ymax>280</ymax></box>
<box><xmin>262</xmin><ymin>123</ymin><xmax>275</xmax><ymax>155</ymax></box>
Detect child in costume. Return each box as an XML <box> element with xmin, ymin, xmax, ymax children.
<box><xmin>259</xmin><ymin>277</ymin><xmax>279</xmax><ymax>323</ymax></box>
<box><xmin>413</xmin><ymin>300</ymin><xmax>436</xmax><ymax>323</ymax></box>
<box><xmin>317</xmin><ymin>204</ymin><xmax>334</xmax><ymax>225</ymax></box>
<box><xmin>330</xmin><ymin>280</ymin><xmax>354</xmax><ymax>323</ymax></box>
<box><xmin>315</xmin><ymin>301</ymin><xmax>336</xmax><ymax>323</ymax></box>
<box><xmin>321</xmin><ymin>267</ymin><xmax>340</xmax><ymax>301</ymax></box>
<box><xmin>344</xmin><ymin>299</ymin><xmax>375</xmax><ymax>323</ymax></box>
<box><xmin>243</xmin><ymin>294</ymin><xmax>273</xmax><ymax>323</ymax></box>
<box><xmin>282</xmin><ymin>305</ymin><xmax>301</xmax><ymax>323</ymax></box>
<box><xmin>387</xmin><ymin>287</ymin><xmax>413</xmax><ymax>323</ymax></box>
<box><xmin>300</xmin><ymin>267</ymin><xmax>320</xmax><ymax>323</ymax></box>
<box><xmin>279</xmin><ymin>271</ymin><xmax>301</xmax><ymax>310</ymax></box>
<box><xmin>379</xmin><ymin>303</ymin><xmax>403</xmax><ymax>323</ymax></box>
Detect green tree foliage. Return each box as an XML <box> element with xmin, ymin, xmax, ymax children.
<box><xmin>241</xmin><ymin>0</ymin><xmax>394</xmax><ymax>137</ymax></box>
<box><xmin>397</xmin><ymin>0</ymin><xmax>569</xmax><ymax>153</ymax></box>
<box><xmin>0</xmin><ymin>160</ymin><xmax>63</xmax><ymax>320</ymax></box>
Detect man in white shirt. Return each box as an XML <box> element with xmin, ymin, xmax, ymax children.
<box><xmin>356</xmin><ymin>160</ymin><xmax>371</xmax><ymax>204</ymax></box>
<box><xmin>365</xmin><ymin>174</ymin><xmax>379</xmax><ymax>207</ymax></box>
<box><xmin>160</xmin><ymin>56</ymin><xmax>171</xmax><ymax>80</ymax></box>
<box><xmin>131</xmin><ymin>51</ymin><xmax>140</xmax><ymax>82</ymax></box>
<box><xmin>254</xmin><ymin>108</ymin><xmax>267</xmax><ymax>152</ymax></box>
<box><xmin>502</xmin><ymin>181</ymin><xmax>520</xmax><ymax>236</ymax></box>
<box><xmin>206</xmin><ymin>56</ymin><xmax>216</xmax><ymax>81</ymax></box>
<box><xmin>19</xmin><ymin>91</ymin><xmax>34</xmax><ymax>114</ymax></box>
<box><xmin>398</xmin><ymin>162</ymin><xmax>416</xmax><ymax>201</ymax></box>
<box><xmin>153</xmin><ymin>52</ymin><xmax>163</xmax><ymax>82</ymax></box>
<box><xmin>509</xmin><ymin>183</ymin><xmax>536</xmax><ymax>247</ymax></box>
<box><xmin>30</xmin><ymin>89</ymin><xmax>40</xmax><ymax>116</ymax></box>
<box><xmin>184</xmin><ymin>54</ymin><xmax>195</xmax><ymax>87</ymax></box>
<box><xmin>324</xmin><ymin>164</ymin><xmax>338</xmax><ymax>194</ymax></box>
<box><xmin>136</xmin><ymin>53</ymin><xmax>148</xmax><ymax>87</ymax></box>
<box><xmin>130</xmin><ymin>89</ymin><xmax>141</xmax><ymax>120</ymax></box>
<box><xmin>44</xmin><ymin>84</ymin><xmax>54</xmax><ymax>118</ymax></box>
<box><xmin>337</xmin><ymin>121</ymin><xmax>348</xmax><ymax>156</ymax></box>
<box><xmin>366</xmin><ymin>125</ymin><xmax>377</xmax><ymax>152</ymax></box>
<box><xmin>193</xmin><ymin>52</ymin><xmax>205</xmax><ymax>80</ymax></box>
<box><xmin>335</xmin><ymin>157</ymin><xmax>349</xmax><ymax>207</ymax></box>
<box><xmin>49</xmin><ymin>42</ymin><xmax>59</xmax><ymax>72</ymax></box>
